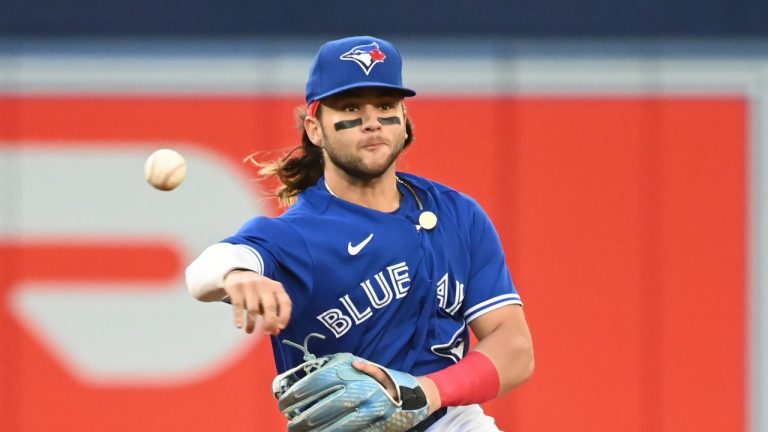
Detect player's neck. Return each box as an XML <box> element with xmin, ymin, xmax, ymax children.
<box><xmin>324</xmin><ymin>169</ymin><xmax>400</xmax><ymax>212</ymax></box>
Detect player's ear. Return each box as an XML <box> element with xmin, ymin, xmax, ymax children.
<box><xmin>304</xmin><ymin>116</ymin><xmax>323</xmax><ymax>147</ymax></box>
<box><xmin>401</xmin><ymin>102</ymin><xmax>409</xmax><ymax>138</ymax></box>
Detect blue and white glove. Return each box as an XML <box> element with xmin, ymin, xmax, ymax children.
<box><xmin>272</xmin><ymin>335</ymin><xmax>430</xmax><ymax>432</ymax></box>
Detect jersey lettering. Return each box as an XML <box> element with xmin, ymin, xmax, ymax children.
<box><xmin>436</xmin><ymin>273</ymin><xmax>466</xmax><ymax>316</ymax></box>
<box><xmin>388</xmin><ymin>262</ymin><xmax>411</xmax><ymax>298</ymax></box>
<box><xmin>436</xmin><ymin>273</ymin><xmax>449</xmax><ymax>308</ymax></box>
<box><xmin>340</xmin><ymin>294</ymin><xmax>373</xmax><ymax>324</ymax></box>
<box><xmin>445</xmin><ymin>281</ymin><xmax>465</xmax><ymax>316</ymax></box>
<box><xmin>363</xmin><ymin>274</ymin><xmax>394</xmax><ymax>308</ymax></box>
<box><xmin>317</xmin><ymin>261</ymin><xmax>411</xmax><ymax>338</ymax></box>
<box><xmin>317</xmin><ymin>309</ymin><xmax>353</xmax><ymax>337</ymax></box>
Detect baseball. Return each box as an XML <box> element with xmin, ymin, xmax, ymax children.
<box><xmin>144</xmin><ymin>148</ymin><xmax>187</xmax><ymax>191</ymax></box>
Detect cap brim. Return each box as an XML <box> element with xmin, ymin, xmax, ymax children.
<box><xmin>311</xmin><ymin>82</ymin><xmax>416</xmax><ymax>103</ymax></box>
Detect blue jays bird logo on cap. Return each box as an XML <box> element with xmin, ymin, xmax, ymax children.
<box><xmin>340</xmin><ymin>42</ymin><xmax>387</xmax><ymax>75</ymax></box>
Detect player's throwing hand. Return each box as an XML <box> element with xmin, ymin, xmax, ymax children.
<box><xmin>223</xmin><ymin>270</ymin><xmax>292</xmax><ymax>335</ymax></box>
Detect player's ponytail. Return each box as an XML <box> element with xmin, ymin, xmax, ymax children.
<box><xmin>248</xmin><ymin>106</ymin><xmax>324</xmax><ymax>208</ymax></box>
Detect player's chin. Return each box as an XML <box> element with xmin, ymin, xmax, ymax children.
<box><xmin>350</xmin><ymin>161</ymin><xmax>394</xmax><ymax>181</ymax></box>
<box><xmin>364</xmin><ymin>157</ymin><xmax>397</xmax><ymax>176</ymax></box>
<box><xmin>357</xmin><ymin>146</ymin><xmax>387</xmax><ymax>161</ymax></box>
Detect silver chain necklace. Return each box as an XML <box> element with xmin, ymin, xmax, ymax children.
<box><xmin>395</xmin><ymin>176</ymin><xmax>423</xmax><ymax>210</ymax></box>
<box><xmin>324</xmin><ymin>176</ymin><xmax>437</xmax><ymax>229</ymax></box>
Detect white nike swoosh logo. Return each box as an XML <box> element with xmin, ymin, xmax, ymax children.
<box><xmin>347</xmin><ymin>233</ymin><xmax>374</xmax><ymax>256</ymax></box>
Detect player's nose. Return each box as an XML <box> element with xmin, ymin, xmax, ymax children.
<box><xmin>360</xmin><ymin>105</ymin><xmax>382</xmax><ymax>132</ymax></box>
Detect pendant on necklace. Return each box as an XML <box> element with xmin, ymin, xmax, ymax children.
<box><xmin>418</xmin><ymin>211</ymin><xmax>438</xmax><ymax>230</ymax></box>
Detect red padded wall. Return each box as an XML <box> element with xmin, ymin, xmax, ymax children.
<box><xmin>0</xmin><ymin>95</ymin><xmax>746</xmax><ymax>431</ymax></box>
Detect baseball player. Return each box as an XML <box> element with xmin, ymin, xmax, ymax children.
<box><xmin>186</xmin><ymin>36</ymin><xmax>534</xmax><ymax>431</ymax></box>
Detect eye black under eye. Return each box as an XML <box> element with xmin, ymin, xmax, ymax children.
<box><xmin>377</xmin><ymin>116</ymin><xmax>401</xmax><ymax>125</ymax></box>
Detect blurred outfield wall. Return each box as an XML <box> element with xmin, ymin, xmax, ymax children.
<box><xmin>0</xmin><ymin>39</ymin><xmax>765</xmax><ymax>431</ymax></box>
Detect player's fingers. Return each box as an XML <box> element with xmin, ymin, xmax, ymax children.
<box><xmin>274</xmin><ymin>287</ymin><xmax>292</xmax><ymax>330</ymax></box>
<box><xmin>259</xmin><ymin>287</ymin><xmax>280</xmax><ymax>335</ymax></box>
<box><xmin>243</xmin><ymin>283</ymin><xmax>261</xmax><ymax>334</ymax></box>
<box><xmin>352</xmin><ymin>361</ymin><xmax>398</xmax><ymax>400</ymax></box>
<box><xmin>227</xmin><ymin>287</ymin><xmax>245</xmax><ymax>329</ymax></box>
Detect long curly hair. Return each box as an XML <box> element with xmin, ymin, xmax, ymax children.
<box><xmin>249</xmin><ymin>104</ymin><xmax>415</xmax><ymax>207</ymax></box>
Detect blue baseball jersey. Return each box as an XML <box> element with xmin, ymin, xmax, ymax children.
<box><xmin>223</xmin><ymin>172</ymin><xmax>522</xmax><ymax>376</ymax></box>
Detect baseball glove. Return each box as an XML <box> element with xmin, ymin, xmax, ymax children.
<box><xmin>272</xmin><ymin>334</ymin><xmax>430</xmax><ymax>432</ymax></box>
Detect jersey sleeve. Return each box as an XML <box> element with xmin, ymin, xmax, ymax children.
<box><xmin>223</xmin><ymin>216</ymin><xmax>315</xmax><ymax>317</ymax></box>
<box><xmin>462</xmin><ymin>198</ymin><xmax>522</xmax><ymax>324</ymax></box>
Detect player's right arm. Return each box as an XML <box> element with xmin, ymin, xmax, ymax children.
<box><xmin>185</xmin><ymin>242</ymin><xmax>293</xmax><ymax>335</ymax></box>
<box><xmin>186</xmin><ymin>216</ymin><xmax>313</xmax><ymax>336</ymax></box>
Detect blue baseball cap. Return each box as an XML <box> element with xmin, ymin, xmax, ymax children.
<box><xmin>305</xmin><ymin>36</ymin><xmax>416</xmax><ymax>104</ymax></box>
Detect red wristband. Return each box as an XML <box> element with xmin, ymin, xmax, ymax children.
<box><xmin>426</xmin><ymin>351</ymin><xmax>500</xmax><ymax>407</ymax></box>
